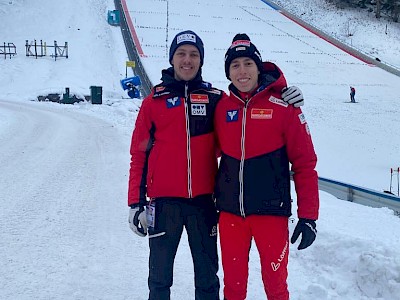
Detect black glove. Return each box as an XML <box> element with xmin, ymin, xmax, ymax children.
<box><xmin>290</xmin><ymin>218</ymin><xmax>317</xmax><ymax>250</ymax></box>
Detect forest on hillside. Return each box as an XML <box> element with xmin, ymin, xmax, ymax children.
<box><xmin>329</xmin><ymin>0</ymin><xmax>400</xmax><ymax>21</ymax></box>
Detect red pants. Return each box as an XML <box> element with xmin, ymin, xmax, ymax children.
<box><xmin>219</xmin><ymin>212</ymin><xmax>289</xmax><ymax>300</ymax></box>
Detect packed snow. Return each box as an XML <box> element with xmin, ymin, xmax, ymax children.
<box><xmin>0</xmin><ymin>0</ymin><xmax>399</xmax><ymax>299</ymax></box>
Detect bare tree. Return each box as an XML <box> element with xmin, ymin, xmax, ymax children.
<box><xmin>376</xmin><ymin>0</ymin><xmax>382</xmax><ymax>18</ymax></box>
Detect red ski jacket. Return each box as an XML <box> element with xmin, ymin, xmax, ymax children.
<box><xmin>214</xmin><ymin>62</ymin><xmax>319</xmax><ymax>220</ymax></box>
<box><xmin>128</xmin><ymin>68</ymin><xmax>223</xmax><ymax>206</ymax></box>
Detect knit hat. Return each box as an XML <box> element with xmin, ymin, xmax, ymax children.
<box><xmin>169</xmin><ymin>30</ymin><xmax>204</xmax><ymax>66</ymax></box>
<box><xmin>224</xmin><ymin>33</ymin><xmax>263</xmax><ymax>79</ymax></box>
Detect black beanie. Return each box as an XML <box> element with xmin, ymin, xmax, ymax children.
<box><xmin>169</xmin><ymin>30</ymin><xmax>204</xmax><ymax>66</ymax></box>
<box><xmin>224</xmin><ymin>33</ymin><xmax>263</xmax><ymax>79</ymax></box>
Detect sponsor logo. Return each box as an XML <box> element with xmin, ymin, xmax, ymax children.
<box><xmin>306</xmin><ymin>123</ymin><xmax>310</xmax><ymax>135</ymax></box>
<box><xmin>269</xmin><ymin>95</ymin><xmax>288</xmax><ymax>107</ymax></box>
<box><xmin>210</xmin><ymin>225</ymin><xmax>217</xmax><ymax>237</ymax></box>
<box><xmin>155</xmin><ymin>86</ymin><xmax>165</xmax><ymax>93</ymax></box>
<box><xmin>231</xmin><ymin>40</ymin><xmax>251</xmax><ymax>48</ymax></box>
<box><xmin>208</xmin><ymin>89</ymin><xmax>222</xmax><ymax>95</ymax></box>
<box><xmin>298</xmin><ymin>113</ymin><xmax>306</xmax><ymax>124</ymax></box>
<box><xmin>191</xmin><ymin>104</ymin><xmax>206</xmax><ymax>116</ymax></box>
<box><xmin>226</xmin><ymin>110</ymin><xmax>239</xmax><ymax>122</ymax></box>
<box><xmin>235</xmin><ymin>46</ymin><xmax>246</xmax><ymax>52</ymax></box>
<box><xmin>166</xmin><ymin>96</ymin><xmax>181</xmax><ymax>108</ymax></box>
<box><xmin>190</xmin><ymin>94</ymin><xmax>209</xmax><ymax>103</ymax></box>
<box><xmin>271</xmin><ymin>241</ymin><xmax>288</xmax><ymax>272</ymax></box>
<box><xmin>177</xmin><ymin>33</ymin><xmax>196</xmax><ymax>44</ymax></box>
<box><xmin>251</xmin><ymin>108</ymin><xmax>273</xmax><ymax>119</ymax></box>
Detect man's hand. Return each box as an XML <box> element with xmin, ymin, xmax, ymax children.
<box><xmin>290</xmin><ymin>218</ymin><xmax>317</xmax><ymax>250</ymax></box>
<box><xmin>128</xmin><ymin>206</ymin><xmax>148</xmax><ymax>237</ymax></box>
<box><xmin>282</xmin><ymin>86</ymin><xmax>304</xmax><ymax>107</ymax></box>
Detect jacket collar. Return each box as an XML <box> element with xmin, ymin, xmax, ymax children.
<box><xmin>153</xmin><ymin>67</ymin><xmax>211</xmax><ymax>98</ymax></box>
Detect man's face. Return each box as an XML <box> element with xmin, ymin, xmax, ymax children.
<box><xmin>229</xmin><ymin>57</ymin><xmax>260</xmax><ymax>93</ymax></box>
<box><xmin>172</xmin><ymin>44</ymin><xmax>201</xmax><ymax>81</ymax></box>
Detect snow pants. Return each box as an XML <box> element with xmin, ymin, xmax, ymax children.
<box><xmin>147</xmin><ymin>195</ymin><xmax>220</xmax><ymax>300</ymax></box>
<box><xmin>219</xmin><ymin>212</ymin><xmax>289</xmax><ymax>300</ymax></box>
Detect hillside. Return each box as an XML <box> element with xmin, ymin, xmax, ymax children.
<box><xmin>275</xmin><ymin>0</ymin><xmax>400</xmax><ymax>69</ymax></box>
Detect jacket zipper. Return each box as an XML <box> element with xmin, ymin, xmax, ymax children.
<box><xmin>184</xmin><ymin>83</ymin><xmax>193</xmax><ymax>198</ymax></box>
<box><xmin>239</xmin><ymin>101</ymin><xmax>247</xmax><ymax>217</ymax></box>
<box><xmin>233</xmin><ymin>93</ymin><xmax>250</xmax><ymax>217</ymax></box>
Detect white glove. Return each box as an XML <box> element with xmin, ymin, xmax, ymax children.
<box><xmin>281</xmin><ymin>86</ymin><xmax>304</xmax><ymax>107</ymax></box>
<box><xmin>128</xmin><ymin>206</ymin><xmax>148</xmax><ymax>237</ymax></box>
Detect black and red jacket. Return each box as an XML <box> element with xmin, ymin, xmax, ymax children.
<box><xmin>128</xmin><ymin>68</ymin><xmax>223</xmax><ymax>206</ymax></box>
<box><xmin>214</xmin><ymin>62</ymin><xmax>319</xmax><ymax>220</ymax></box>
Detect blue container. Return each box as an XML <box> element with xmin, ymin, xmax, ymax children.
<box><xmin>107</xmin><ymin>10</ymin><xmax>120</xmax><ymax>26</ymax></box>
<box><xmin>120</xmin><ymin>76</ymin><xmax>141</xmax><ymax>90</ymax></box>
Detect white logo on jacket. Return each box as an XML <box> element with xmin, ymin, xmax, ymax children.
<box><xmin>167</xmin><ymin>97</ymin><xmax>179</xmax><ymax>106</ymax></box>
<box><xmin>228</xmin><ymin>110</ymin><xmax>237</xmax><ymax>120</ymax></box>
<box><xmin>269</xmin><ymin>95</ymin><xmax>288</xmax><ymax>107</ymax></box>
<box><xmin>298</xmin><ymin>113</ymin><xmax>307</xmax><ymax>124</ymax></box>
<box><xmin>191</xmin><ymin>104</ymin><xmax>206</xmax><ymax>116</ymax></box>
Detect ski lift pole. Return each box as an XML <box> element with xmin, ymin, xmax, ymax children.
<box><xmin>40</xmin><ymin>40</ymin><xmax>44</xmax><ymax>57</ymax></box>
<box><xmin>54</xmin><ymin>41</ymin><xmax>58</xmax><ymax>61</ymax></box>
<box><xmin>34</xmin><ymin>39</ymin><xmax>37</xmax><ymax>58</ymax></box>
<box><xmin>397</xmin><ymin>167</ymin><xmax>400</xmax><ymax>197</ymax></box>
<box><xmin>390</xmin><ymin>168</ymin><xmax>393</xmax><ymax>194</ymax></box>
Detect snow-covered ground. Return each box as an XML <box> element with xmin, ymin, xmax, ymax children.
<box><xmin>0</xmin><ymin>0</ymin><xmax>399</xmax><ymax>299</ymax></box>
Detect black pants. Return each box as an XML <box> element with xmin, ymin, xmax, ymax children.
<box><xmin>147</xmin><ymin>195</ymin><xmax>220</xmax><ymax>300</ymax></box>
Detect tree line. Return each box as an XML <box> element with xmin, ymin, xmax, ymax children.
<box><xmin>331</xmin><ymin>0</ymin><xmax>400</xmax><ymax>22</ymax></box>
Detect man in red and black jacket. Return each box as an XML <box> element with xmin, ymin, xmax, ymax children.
<box><xmin>127</xmin><ymin>30</ymin><xmax>221</xmax><ymax>300</ymax></box>
<box><xmin>214</xmin><ymin>34</ymin><xmax>319</xmax><ymax>300</ymax></box>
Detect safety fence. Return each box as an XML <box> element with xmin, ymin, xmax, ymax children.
<box><xmin>25</xmin><ymin>40</ymin><xmax>68</xmax><ymax>60</ymax></box>
<box><xmin>318</xmin><ymin>177</ymin><xmax>400</xmax><ymax>214</ymax></box>
<box><xmin>1</xmin><ymin>42</ymin><xmax>16</xmax><ymax>59</ymax></box>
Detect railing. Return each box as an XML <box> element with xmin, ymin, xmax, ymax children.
<box><xmin>318</xmin><ymin>177</ymin><xmax>400</xmax><ymax>213</ymax></box>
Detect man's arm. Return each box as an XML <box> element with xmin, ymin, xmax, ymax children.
<box><xmin>284</xmin><ymin>107</ymin><xmax>319</xmax><ymax>220</ymax></box>
<box><xmin>128</xmin><ymin>97</ymin><xmax>154</xmax><ymax>207</ymax></box>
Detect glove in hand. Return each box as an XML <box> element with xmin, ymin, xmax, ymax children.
<box><xmin>290</xmin><ymin>218</ymin><xmax>317</xmax><ymax>250</ymax></box>
<box><xmin>281</xmin><ymin>86</ymin><xmax>304</xmax><ymax>107</ymax></box>
<box><xmin>128</xmin><ymin>206</ymin><xmax>148</xmax><ymax>237</ymax></box>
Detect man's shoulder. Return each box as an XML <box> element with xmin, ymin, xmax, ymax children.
<box><xmin>193</xmin><ymin>83</ymin><xmax>224</xmax><ymax>103</ymax></box>
<box><xmin>152</xmin><ymin>84</ymin><xmax>171</xmax><ymax>98</ymax></box>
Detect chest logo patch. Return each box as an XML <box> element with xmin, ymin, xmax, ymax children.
<box><xmin>155</xmin><ymin>86</ymin><xmax>165</xmax><ymax>93</ymax></box>
<box><xmin>226</xmin><ymin>110</ymin><xmax>239</xmax><ymax>122</ymax></box>
<box><xmin>298</xmin><ymin>113</ymin><xmax>307</xmax><ymax>124</ymax></box>
<box><xmin>251</xmin><ymin>108</ymin><xmax>273</xmax><ymax>119</ymax></box>
<box><xmin>166</xmin><ymin>96</ymin><xmax>181</xmax><ymax>108</ymax></box>
<box><xmin>269</xmin><ymin>95</ymin><xmax>288</xmax><ymax>107</ymax></box>
<box><xmin>191</xmin><ymin>104</ymin><xmax>206</xmax><ymax>116</ymax></box>
<box><xmin>190</xmin><ymin>94</ymin><xmax>209</xmax><ymax>103</ymax></box>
